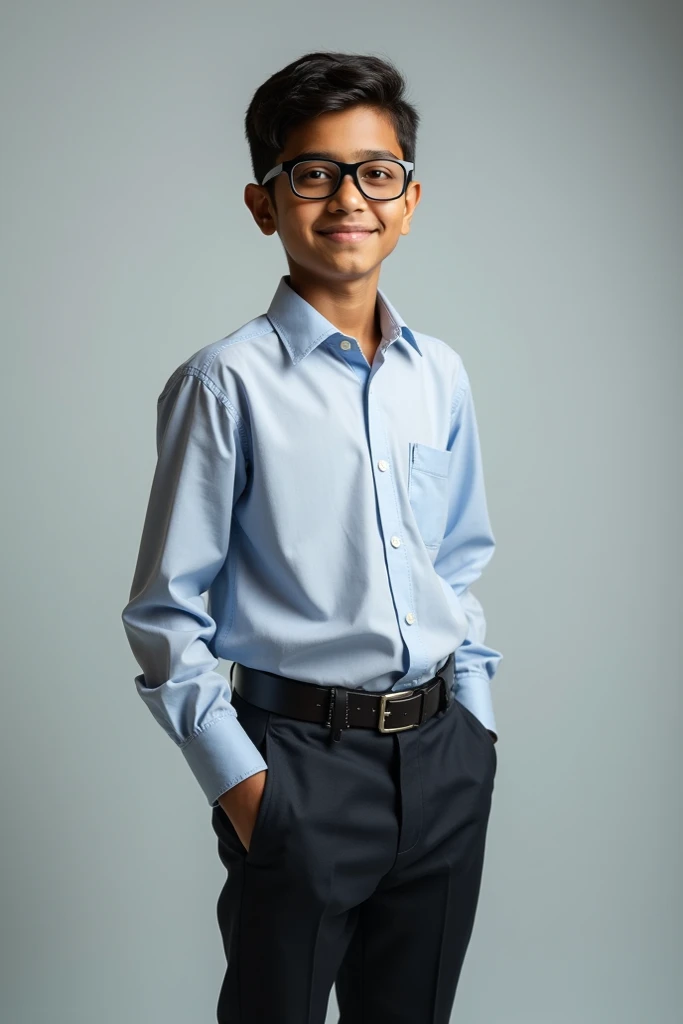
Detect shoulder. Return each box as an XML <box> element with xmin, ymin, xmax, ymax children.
<box><xmin>157</xmin><ymin>314</ymin><xmax>279</xmax><ymax>406</ymax></box>
<box><xmin>411</xmin><ymin>329</ymin><xmax>469</xmax><ymax>398</ymax></box>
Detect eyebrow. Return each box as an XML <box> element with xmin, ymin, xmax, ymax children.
<box><xmin>289</xmin><ymin>149</ymin><xmax>401</xmax><ymax>162</ymax></box>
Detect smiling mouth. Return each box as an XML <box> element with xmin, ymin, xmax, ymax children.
<box><xmin>317</xmin><ymin>229</ymin><xmax>377</xmax><ymax>242</ymax></box>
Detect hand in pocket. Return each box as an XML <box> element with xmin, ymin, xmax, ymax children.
<box><xmin>218</xmin><ymin>769</ymin><xmax>268</xmax><ymax>852</ymax></box>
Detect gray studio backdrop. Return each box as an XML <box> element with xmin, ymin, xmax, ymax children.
<box><xmin>2</xmin><ymin>2</ymin><xmax>681</xmax><ymax>1022</ymax></box>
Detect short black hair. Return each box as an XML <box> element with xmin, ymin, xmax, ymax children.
<box><xmin>244</xmin><ymin>51</ymin><xmax>420</xmax><ymax>204</ymax></box>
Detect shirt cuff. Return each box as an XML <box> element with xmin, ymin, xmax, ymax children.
<box><xmin>453</xmin><ymin>671</ymin><xmax>497</xmax><ymax>740</ymax></box>
<box><xmin>180</xmin><ymin>711</ymin><xmax>269</xmax><ymax>807</ymax></box>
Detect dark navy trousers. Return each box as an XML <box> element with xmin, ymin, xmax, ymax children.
<box><xmin>210</xmin><ymin>679</ymin><xmax>497</xmax><ymax>1023</ymax></box>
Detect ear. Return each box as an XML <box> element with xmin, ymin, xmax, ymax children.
<box><xmin>400</xmin><ymin>179</ymin><xmax>422</xmax><ymax>236</ymax></box>
<box><xmin>244</xmin><ymin>183</ymin><xmax>278</xmax><ymax>236</ymax></box>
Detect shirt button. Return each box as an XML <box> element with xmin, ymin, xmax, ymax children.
<box><xmin>405</xmin><ymin>612</ymin><xmax>416</xmax><ymax>625</ymax></box>
<box><xmin>340</xmin><ymin>339</ymin><xmax>352</xmax><ymax>350</ymax></box>
<box><xmin>378</xmin><ymin>459</ymin><xmax>389</xmax><ymax>471</ymax></box>
<box><xmin>390</xmin><ymin>535</ymin><xmax>401</xmax><ymax>548</ymax></box>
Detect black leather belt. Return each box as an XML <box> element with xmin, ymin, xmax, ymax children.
<box><xmin>230</xmin><ymin>652</ymin><xmax>454</xmax><ymax>741</ymax></box>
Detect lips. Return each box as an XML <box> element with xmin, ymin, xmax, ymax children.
<box><xmin>317</xmin><ymin>228</ymin><xmax>377</xmax><ymax>242</ymax></box>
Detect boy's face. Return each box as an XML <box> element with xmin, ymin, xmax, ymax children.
<box><xmin>244</xmin><ymin>104</ymin><xmax>421</xmax><ymax>285</ymax></box>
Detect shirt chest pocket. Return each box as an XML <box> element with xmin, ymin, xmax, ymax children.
<box><xmin>407</xmin><ymin>442</ymin><xmax>452</xmax><ymax>553</ymax></box>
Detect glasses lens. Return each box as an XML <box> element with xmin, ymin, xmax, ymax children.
<box><xmin>291</xmin><ymin>160</ymin><xmax>405</xmax><ymax>199</ymax></box>
<box><xmin>291</xmin><ymin>160</ymin><xmax>339</xmax><ymax>197</ymax></box>
<box><xmin>357</xmin><ymin>160</ymin><xmax>406</xmax><ymax>199</ymax></box>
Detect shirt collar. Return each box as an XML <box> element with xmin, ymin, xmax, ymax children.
<box><xmin>266</xmin><ymin>274</ymin><xmax>422</xmax><ymax>365</ymax></box>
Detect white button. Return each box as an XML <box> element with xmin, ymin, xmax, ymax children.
<box><xmin>390</xmin><ymin>535</ymin><xmax>401</xmax><ymax>548</ymax></box>
<box><xmin>340</xmin><ymin>339</ymin><xmax>352</xmax><ymax>350</ymax></box>
<box><xmin>378</xmin><ymin>459</ymin><xmax>389</xmax><ymax>471</ymax></box>
<box><xmin>405</xmin><ymin>612</ymin><xmax>416</xmax><ymax>625</ymax></box>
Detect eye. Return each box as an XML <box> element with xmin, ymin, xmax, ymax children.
<box><xmin>303</xmin><ymin>167</ymin><xmax>333</xmax><ymax>180</ymax></box>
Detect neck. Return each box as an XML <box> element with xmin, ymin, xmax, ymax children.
<box><xmin>286</xmin><ymin>268</ymin><xmax>383</xmax><ymax>349</ymax></box>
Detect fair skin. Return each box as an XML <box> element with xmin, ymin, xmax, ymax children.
<box><xmin>218</xmin><ymin>103</ymin><xmax>422</xmax><ymax>851</ymax></box>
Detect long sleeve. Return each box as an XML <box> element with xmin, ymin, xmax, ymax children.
<box><xmin>121</xmin><ymin>366</ymin><xmax>268</xmax><ymax>807</ymax></box>
<box><xmin>433</xmin><ymin>361</ymin><xmax>503</xmax><ymax>739</ymax></box>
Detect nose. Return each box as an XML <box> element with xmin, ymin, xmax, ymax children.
<box><xmin>328</xmin><ymin>172</ymin><xmax>366</xmax><ymax>208</ymax></box>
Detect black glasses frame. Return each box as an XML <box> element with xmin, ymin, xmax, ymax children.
<box><xmin>260</xmin><ymin>157</ymin><xmax>415</xmax><ymax>201</ymax></box>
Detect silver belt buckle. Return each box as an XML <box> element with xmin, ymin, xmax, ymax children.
<box><xmin>378</xmin><ymin>689</ymin><xmax>422</xmax><ymax>733</ymax></box>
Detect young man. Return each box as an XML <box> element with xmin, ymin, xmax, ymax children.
<box><xmin>122</xmin><ymin>50</ymin><xmax>502</xmax><ymax>1024</ymax></box>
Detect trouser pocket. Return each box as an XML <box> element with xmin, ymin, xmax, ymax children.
<box><xmin>212</xmin><ymin>692</ymin><xmax>278</xmax><ymax>856</ymax></box>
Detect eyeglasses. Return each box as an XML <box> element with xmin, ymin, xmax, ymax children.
<box><xmin>260</xmin><ymin>157</ymin><xmax>415</xmax><ymax>201</ymax></box>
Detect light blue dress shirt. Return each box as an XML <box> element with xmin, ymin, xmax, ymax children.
<box><xmin>122</xmin><ymin>274</ymin><xmax>502</xmax><ymax>807</ymax></box>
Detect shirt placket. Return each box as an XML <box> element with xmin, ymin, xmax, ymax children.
<box><xmin>337</xmin><ymin>328</ymin><xmax>430</xmax><ymax>689</ymax></box>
